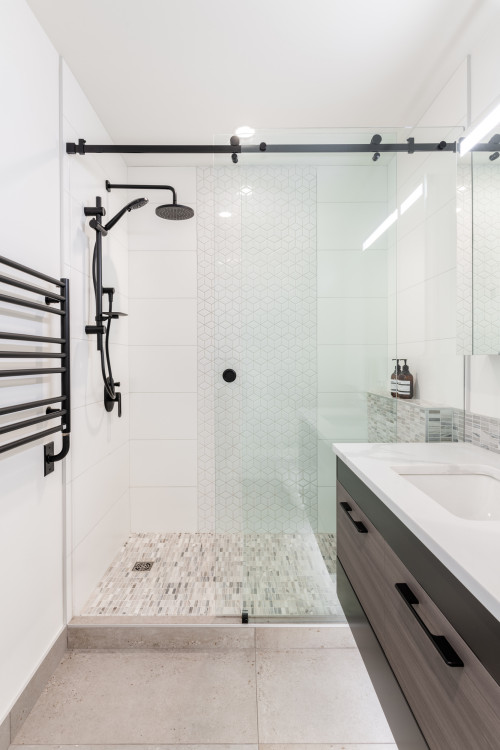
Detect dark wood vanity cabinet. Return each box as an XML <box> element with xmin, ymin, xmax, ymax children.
<box><xmin>336</xmin><ymin>462</ymin><xmax>500</xmax><ymax>750</ymax></box>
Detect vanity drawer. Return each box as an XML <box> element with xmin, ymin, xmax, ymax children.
<box><xmin>382</xmin><ymin>546</ymin><xmax>500</xmax><ymax>750</ymax></box>
<box><xmin>336</xmin><ymin>482</ymin><xmax>389</xmax><ymax>642</ymax></box>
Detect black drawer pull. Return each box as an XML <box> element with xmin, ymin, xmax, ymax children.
<box><xmin>340</xmin><ymin>501</ymin><xmax>368</xmax><ymax>533</ymax></box>
<box><xmin>395</xmin><ymin>583</ymin><xmax>464</xmax><ymax>667</ymax></box>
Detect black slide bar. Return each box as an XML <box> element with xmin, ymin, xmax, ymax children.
<box><xmin>0</xmin><ymin>273</ymin><xmax>64</xmax><ymax>301</ymax></box>
<box><xmin>0</xmin><ymin>254</ymin><xmax>64</xmax><ymax>289</ymax></box>
<box><xmin>0</xmin><ymin>425</ymin><xmax>62</xmax><ymax>456</ymax></box>
<box><xmin>0</xmin><ymin>331</ymin><xmax>65</xmax><ymax>344</ymax></box>
<box><xmin>66</xmin><ymin>138</ymin><xmax>500</xmax><ymax>157</ymax></box>
<box><xmin>0</xmin><ymin>409</ymin><xmax>66</xmax><ymax>436</ymax></box>
<box><xmin>0</xmin><ymin>367</ymin><xmax>65</xmax><ymax>377</ymax></box>
<box><xmin>0</xmin><ymin>396</ymin><xmax>66</xmax><ymax>417</ymax></box>
<box><xmin>0</xmin><ymin>351</ymin><xmax>66</xmax><ymax>358</ymax></box>
<box><xmin>0</xmin><ymin>293</ymin><xmax>65</xmax><ymax>316</ymax></box>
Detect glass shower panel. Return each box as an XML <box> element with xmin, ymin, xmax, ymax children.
<box><xmin>209</xmin><ymin>130</ymin><xmax>399</xmax><ymax>619</ymax></box>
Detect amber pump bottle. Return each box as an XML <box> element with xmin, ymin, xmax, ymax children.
<box><xmin>397</xmin><ymin>359</ymin><xmax>414</xmax><ymax>399</ymax></box>
<box><xmin>391</xmin><ymin>359</ymin><xmax>401</xmax><ymax>398</ymax></box>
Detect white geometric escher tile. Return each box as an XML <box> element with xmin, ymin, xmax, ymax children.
<box><xmin>197</xmin><ymin>167</ymin><xmax>317</xmax><ymax>534</ymax></box>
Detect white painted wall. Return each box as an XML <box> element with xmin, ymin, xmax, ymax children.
<box><xmin>0</xmin><ymin>1</ymin><xmax>133</xmax><ymax>722</ymax></box>
<box><xmin>61</xmin><ymin>64</ymin><xmax>131</xmax><ymax>615</ymax></box>
<box><xmin>128</xmin><ymin>168</ymin><xmax>198</xmax><ymax>532</ymax></box>
<box><xmin>0</xmin><ymin>0</ymin><xmax>63</xmax><ymax>726</ymax></box>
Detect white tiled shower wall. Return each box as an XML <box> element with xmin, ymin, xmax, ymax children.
<box><xmin>128</xmin><ymin>168</ymin><xmax>198</xmax><ymax>532</ymax></box>
<box><xmin>61</xmin><ymin>64</ymin><xmax>131</xmax><ymax>615</ymax></box>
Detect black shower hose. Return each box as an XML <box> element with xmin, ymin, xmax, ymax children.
<box><xmin>92</xmin><ymin>241</ymin><xmax>116</xmax><ymax>401</ymax></box>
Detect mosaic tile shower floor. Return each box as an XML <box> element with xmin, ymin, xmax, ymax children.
<box><xmin>82</xmin><ymin>532</ymin><xmax>344</xmax><ymax>618</ymax></box>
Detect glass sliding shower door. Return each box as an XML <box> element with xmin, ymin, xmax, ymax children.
<box><xmin>205</xmin><ymin>130</ymin><xmax>398</xmax><ymax>619</ymax></box>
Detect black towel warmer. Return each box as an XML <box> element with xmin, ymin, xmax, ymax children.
<box><xmin>0</xmin><ymin>254</ymin><xmax>70</xmax><ymax>476</ymax></box>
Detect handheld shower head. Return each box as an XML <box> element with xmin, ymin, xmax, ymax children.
<box><xmin>104</xmin><ymin>197</ymin><xmax>148</xmax><ymax>231</ymax></box>
<box><xmin>155</xmin><ymin>202</ymin><xmax>195</xmax><ymax>221</ymax></box>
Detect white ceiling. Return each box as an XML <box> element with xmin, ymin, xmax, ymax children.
<box><xmin>27</xmin><ymin>0</ymin><xmax>486</xmax><ymax>154</ymax></box>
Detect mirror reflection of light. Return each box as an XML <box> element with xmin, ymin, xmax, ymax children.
<box><xmin>239</xmin><ymin>185</ymin><xmax>253</xmax><ymax>196</ymax></box>
<box><xmin>218</xmin><ymin>211</ymin><xmax>232</xmax><ymax>218</ymax></box>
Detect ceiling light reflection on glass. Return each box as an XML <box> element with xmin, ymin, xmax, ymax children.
<box><xmin>218</xmin><ymin>211</ymin><xmax>232</xmax><ymax>218</ymax></box>
<box><xmin>239</xmin><ymin>185</ymin><xmax>253</xmax><ymax>196</ymax></box>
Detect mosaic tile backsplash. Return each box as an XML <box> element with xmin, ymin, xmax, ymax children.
<box><xmin>368</xmin><ymin>392</ymin><xmax>457</xmax><ymax>443</ymax></box>
<box><xmin>82</xmin><ymin>532</ymin><xmax>343</xmax><ymax>619</ymax></box>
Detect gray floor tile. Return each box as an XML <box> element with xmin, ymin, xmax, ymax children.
<box><xmin>260</xmin><ymin>742</ymin><xmax>398</xmax><ymax>750</ymax></box>
<box><xmin>256</xmin><ymin>649</ymin><xmax>394</xmax><ymax>744</ymax></box>
<box><xmin>256</xmin><ymin>626</ymin><xmax>355</xmax><ymax>650</ymax></box>
<box><xmin>14</xmin><ymin>746</ymin><xmax>258</xmax><ymax>750</ymax></box>
<box><xmin>259</xmin><ymin>745</ymin><xmax>398</xmax><ymax>750</ymax></box>
<box><xmin>14</xmin><ymin>651</ymin><xmax>258</xmax><ymax>745</ymax></box>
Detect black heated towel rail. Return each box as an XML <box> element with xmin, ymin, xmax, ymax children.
<box><xmin>0</xmin><ymin>254</ymin><xmax>71</xmax><ymax>475</ymax></box>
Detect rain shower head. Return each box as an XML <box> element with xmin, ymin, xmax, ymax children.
<box><xmin>155</xmin><ymin>202</ymin><xmax>195</xmax><ymax>221</ymax></box>
<box><xmin>104</xmin><ymin>197</ymin><xmax>148</xmax><ymax>231</ymax></box>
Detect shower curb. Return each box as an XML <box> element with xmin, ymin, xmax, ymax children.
<box><xmin>67</xmin><ymin>619</ymin><xmax>349</xmax><ymax>650</ymax></box>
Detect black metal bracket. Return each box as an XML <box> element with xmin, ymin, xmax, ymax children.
<box><xmin>44</xmin><ymin>442</ymin><xmax>55</xmax><ymax>476</ymax></box>
<box><xmin>242</xmin><ymin>610</ymin><xmax>249</xmax><ymax>624</ymax></box>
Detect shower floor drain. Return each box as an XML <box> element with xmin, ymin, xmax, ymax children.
<box><xmin>132</xmin><ymin>561</ymin><xmax>153</xmax><ymax>572</ymax></box>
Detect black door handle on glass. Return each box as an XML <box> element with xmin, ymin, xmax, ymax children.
<box><xmin>223</xmin><ymin>369</ymin><xmax>237</xmax><ymax>382</ymax></box>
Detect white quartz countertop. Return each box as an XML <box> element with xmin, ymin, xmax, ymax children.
<box><xmin>332</xmin><ymin>442</ymin><xmax>500</xmax><ymax>622</ymax></box>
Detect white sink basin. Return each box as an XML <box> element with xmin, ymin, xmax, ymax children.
<box><xmin>392</xmin><ymin>464</ymin><xmax>500</xmax><ymax>521</ymax></box>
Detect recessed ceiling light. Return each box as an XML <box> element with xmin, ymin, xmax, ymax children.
<box><xmin>219</xmin><ymin>211</ymin><xmax>232</xmax><ymax>218</ymax></box>
<box><xmin>235</xmin><ymin>126</ymin><xmax>255</xmax><ymax>139</ymax></box>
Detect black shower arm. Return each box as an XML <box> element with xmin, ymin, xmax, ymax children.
<box><xmin>106</xmin><ymin>180</ymin><xmax>177</xmax><ymax>204</ymax></box>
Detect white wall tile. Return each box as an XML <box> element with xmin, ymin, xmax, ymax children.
<box><xmin>72</xmin><ymin>491</ymin><xmax>130</xmax><ymax>615</ymax></box>
<box><xmin>317</xmin><ymin>166</ymin><xmax>388</xmax><ymax>203</ymax></box>
<box><xmin>318</xmin><ymin>298</ymin><xmax>388</xmax><ymax>345</ymax></box>
<box><xmin>397</xmin><ymin>270</ymin><xmax>456</xmax><ymax>344</ymax></box>
<box><xmin>129</xmin><ymin>299</ymin><xmax>197</xmax><ymax>345</ymax></box>
<box><xmin>129</xmin><ymin>346</ymin><xmax>197</xmax><ymax>393</ymax></box>
<box><xmin>396</xmin><ymin>338</ymin><xmax>463</xmax><ymax>408</ymax></box>
<box><xmin>317</xmin><ymin>393</ymin><xmax>368</xmax><ymax>441</ymax></box>
<box><xmin>130</xmin><ymin>487</ymin><xmax>197</xmax><ymax>532</ymax></box>
<box><xmin>130</xmin><ymin>393</ymin><xmax>197</xmax><ymax>440</ymax></box>
<box><xmin>318</xmin><ymin>202</ymin><xmax>389</xmax><ymax>250</ymax></box>
<box><xmin>127</xmin><ymin>166</ymin><xmax>197</xmax><ymax>204</ymax></box>
<box><xmin>130</xmin><ymin>440</ymin><xmax>197</xmax><ymax>486</ymax></box>
<box><xmin>129</xmin><ymin>251</ymin><xmax>197</xmax><ymax>299</ymax></box>
<box><xmin>318</xmin><ymin>487</ymin><xmax>336</xmax><ymax>533</ymax></box>
<box><xmin>72</xmin><ymin>443</ymin><xmax>129</xmax><ymax>549</ymax></box>
<box><xmin>128</xmin><ymin>203</ymin><xmax>197</xmax><ymax>252</ymax></box>
<box><xmin>398</xmin><ymin>192</ymin><xmax>457</xmax><ymax>264</ymax></box>
<box><xmin>318</xmin><ymin>249</ymin><xmax>387</xmax><ymax>298</ymax></box>
<box><xmin>319</xmin><ymin>344</ymin><xmax>389</xmax><ymax>393</ymax></box>
<box><xmin>318</xmin><ymin>439</ymin><xmax>337</xmax><ymax>487</ymax></box>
